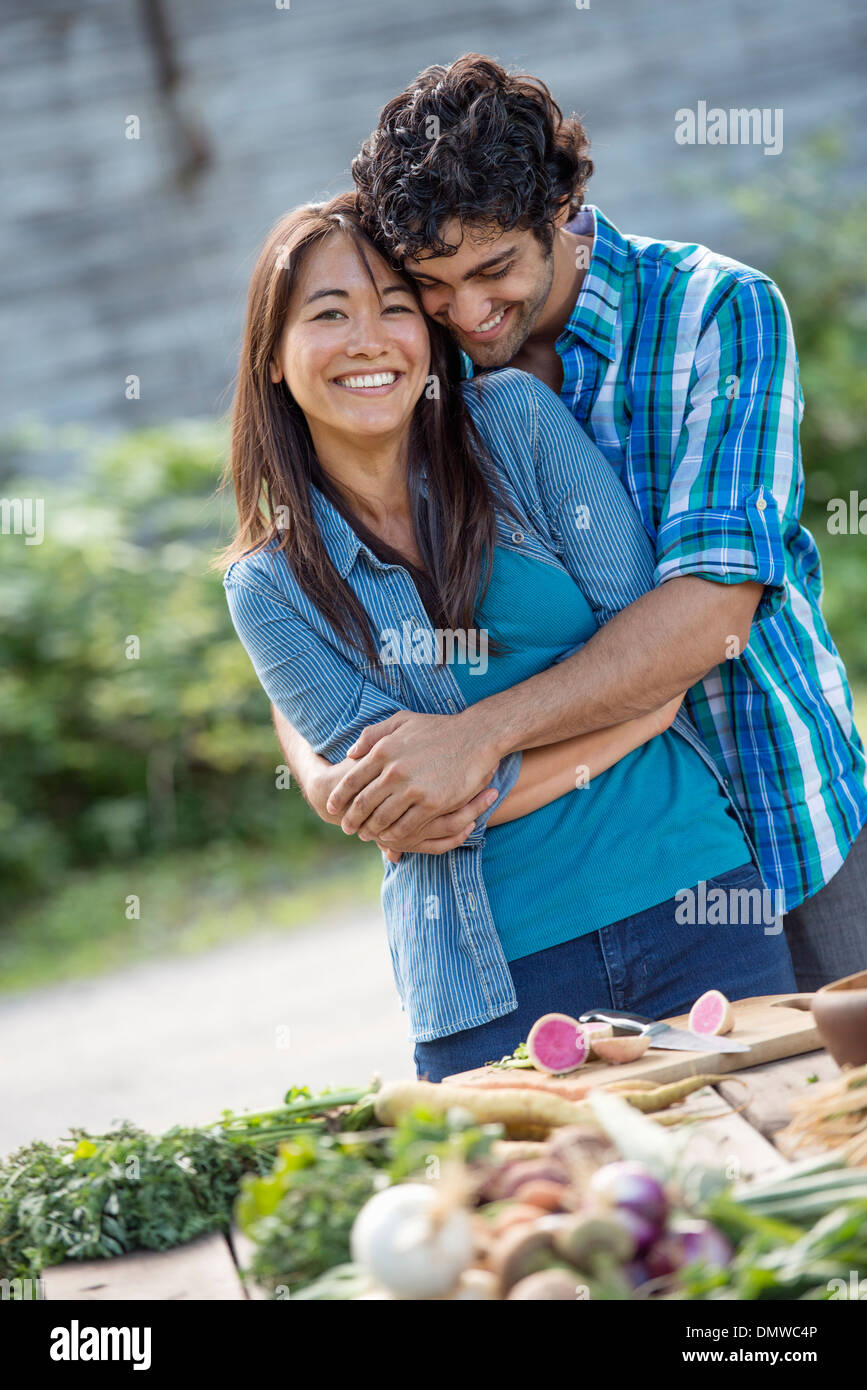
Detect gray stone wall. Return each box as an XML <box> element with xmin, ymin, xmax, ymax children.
<box><xmin>2</xmin><ymin>0</ymin><xmax>864</xmax><ymax>430</ymax></box>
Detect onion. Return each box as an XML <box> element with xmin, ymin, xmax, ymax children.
<box><xmin>673</xmin><ymin>1217</ymin><xmax>733</xmax><ymax>1270</ymax></box>
<box><xmin>646</xmin><ymin>1218</ymin><xmax>732</xmax><ymax>1277</ymax></box>
<box><xmin>608</xmin><ymin>1204</ymin><xmax>659</xmax><ymax>1255</ymax></box>
<box><xmin>350</xmin><ymin>1183</ymin><xmax>475</xmax><ymax>1299</ymax></box>
<box><xmin>587</xmin><ymin>1160</ymin><xmax>668</xmax><ymax>1233</ymax></box>
<box><xmin>644</xmin><ymin>1232</ymin><xmax>685</xmax><ymax>1278</ymax></box>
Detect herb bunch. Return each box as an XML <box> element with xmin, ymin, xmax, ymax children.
<box><xmin>0</xmin><ymin>1121</ymin><xmax>273</xmax><ymax>1283</ymax></box>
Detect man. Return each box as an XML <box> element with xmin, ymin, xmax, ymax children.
<box><xmin>272</xmin><ymin>54</ymin><xmax>867</xmax><ymax>990</ymax></box>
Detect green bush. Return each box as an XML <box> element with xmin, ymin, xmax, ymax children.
<box><xmin>0</xmin><ymin>423</ymin><xmax>330</xmax><ymax>904</ymax></box>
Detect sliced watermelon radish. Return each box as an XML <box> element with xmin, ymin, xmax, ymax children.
<box><xmin>688</xmin><ymin>989</ymin><xmax>735</xmax><ymax>1036</ymax></box>
<box><xmin>583</xmin><ymin>1021</ymin><xmax>614</xmax><ymax>1058</ymax></box>
<box><xmin>526</xmin><ymin>1013</ymin><xmax>589</xmax><ymax>1075</ymax></box>
<box><xmin>592</xmin><ymin>1035</ymin><xmax>651</xmax><ymax>1064</ymax></box>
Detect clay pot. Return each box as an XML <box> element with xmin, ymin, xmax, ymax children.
<box><xmin>811</xmin><ymin>969</ymin><xmax>867</xmax><ymax>1067</ymax></box>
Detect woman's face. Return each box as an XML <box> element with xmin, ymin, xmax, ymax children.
<box><xmin>270</xmin><ymin>231</ymin><xmax>430</xmax><ymax>446</ymax></box>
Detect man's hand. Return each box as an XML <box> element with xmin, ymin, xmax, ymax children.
<box><xmin>325</xmin><ymin>708</ymin><xmax>502</xmax><ymax>844</ymax></box>
<box><xmin>271</xmin><ymin>703</ymin><xmax>496</xmax><ymax>854</ymax></box>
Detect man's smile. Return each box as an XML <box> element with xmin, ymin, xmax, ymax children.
<box><xmin>458</xmin><ymin>303</ymin><xmax>516</xmax><ymax>343</ymax></box>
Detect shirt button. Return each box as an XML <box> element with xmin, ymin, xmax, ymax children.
<box><xmin>756</xmin><ymin>498</ymin><xmax>767</xmax><ymax>511</ymax></box>
<box><xmin>467</xmin><ymin>894</ymin><xmax>476</xmax><ymax>910</ymax></box>
<box><xmin>511</xmin><ymin>530</ymin><xmax>524</xmax><ymax>544</ymax></box>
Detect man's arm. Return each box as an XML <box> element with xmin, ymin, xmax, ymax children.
<box><xmin>456</xmin><ymin>574</ymin><xmax>762</xmax><ymax>757</ymax></box>
<box><xmin>329</xmin><ymin>275</ymin><xmax>796</xmax><ymax>844</ymax></box>
<box><xmin>326</xmin><ymin>576</ymin><xmax>759</xmax><ymax>839</ymax></box>
<box><xmin>272</xmin><ymin>702</ymin><xmax>500</xmax><ymax>848</ymax></box>
<box><xmin>377</xmin><ymin>691</ymin><xmax>685</xmax><ymax>863</ymax></box>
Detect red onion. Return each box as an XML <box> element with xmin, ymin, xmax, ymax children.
<box><xmin>609</xmin><ymin>1204</ymin><xmax>659</xmax><ymax>1255</ymax></box>
<box><xmin>674</xmin><ymin>1217</ymin><xmax>733</xmax><ymax>1269</ymax></box>
<box><xmin>587</xmin><ymin>1161</ymin><xmax>668</xmax><ymax>1232</ymax></box>
<box><xmin>644</xmin><ymin>1232</ymin><xmax>685</xmax><ymax>1278</ymax></box>
<box><xmin>646</xmin><ymin>1218</ymin><xmax>732</xmax><ymax>1276</ymax></box>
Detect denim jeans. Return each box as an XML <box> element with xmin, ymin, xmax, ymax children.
<box><xmin>783</xmin><ymin>824</ymin><xmax>867</xmax><ymax>992</ymax></box>
<box><xmin>413</xmin><ymin>862</ymin><xmax>797</xmax><ymax>1083</ymax></box>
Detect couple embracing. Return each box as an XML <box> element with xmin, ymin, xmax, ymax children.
<box><xmin>223</xmin><ymin>56</ymin><xmax>867</xmax><ymax>1080</ymax></box>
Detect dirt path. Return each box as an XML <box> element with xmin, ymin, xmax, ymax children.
<box><xmin>0</xmin><ymin>906</ymin><xmax>410</xmax><ymax>1154</ymax></box>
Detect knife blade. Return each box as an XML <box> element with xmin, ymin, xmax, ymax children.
<box><xmin>578</xmin><ymin>1008</ymin><xmax>750</xmax><ymax>1054</ymax></box>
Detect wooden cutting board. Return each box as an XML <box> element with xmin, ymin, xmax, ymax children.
<box><xmin>442</xmin><ymin>994</ymin><xmax>824</xmax><ymax>1099</ymax></box>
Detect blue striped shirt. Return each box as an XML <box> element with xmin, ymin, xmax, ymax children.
<box><xmin>464</xmin><ymin>206</ymin><xmax>867</xmax><ymax>914</ymax></box>
<box><xmin>224</xmin><ymin>369</ymin><xmax>757</xmax><ymax>1041</ymax></box>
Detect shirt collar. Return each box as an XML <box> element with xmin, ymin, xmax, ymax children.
<box><xmin>309</xmin><ymin>477</ymin><xmax>430</xmax><ymax>580</ymax></box>
<box><xmin>309</xmin><ymin>484</ymin><xmax>366</xmax><ymax>578</ymax></box>
<box><xmin>559</xmin><ymin>204</ymin><xmax>630</xmax><ymax>363</ymax></box>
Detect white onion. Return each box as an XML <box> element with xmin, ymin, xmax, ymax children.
<box><xmin>350</xmin><ymin>1183</ymin><xmax>475</xmax><ymax>1299</ymax></box>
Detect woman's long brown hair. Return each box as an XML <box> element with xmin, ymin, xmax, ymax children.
<box><xmin>220</xmin><ymin>192</ymin><xmax>514</xmax><ymax>667</ymax></box>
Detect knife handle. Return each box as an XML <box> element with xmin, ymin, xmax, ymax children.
<box><xmin>578</xmin><ymin>1009</ymin><xmax>655</xmax><ymax>1032</ymax></box>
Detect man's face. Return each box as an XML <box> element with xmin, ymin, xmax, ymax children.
<box><xmin>403</xmin><ymin>219</ymin><xmax>555</xmax><ymax>367</ymax></box>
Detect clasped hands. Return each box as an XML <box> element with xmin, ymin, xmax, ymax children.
<box><xmin>316</xmin><ymin>709</ymin><xmax>503</xmax><ymax>862</ymax></box>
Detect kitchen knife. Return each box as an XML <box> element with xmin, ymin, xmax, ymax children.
<box><xmin>578</xmin><ymin>1008</ymin><xmax>750</xmax><ymax>1054</ymax></box>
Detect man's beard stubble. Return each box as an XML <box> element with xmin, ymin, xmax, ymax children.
<box><xmin>448</xmin><ymin>251</ymin><xmax>556</xmax><ymax>370</ymax></box>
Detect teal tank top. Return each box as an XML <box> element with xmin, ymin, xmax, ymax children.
<box><xmin>449</xmin><ymin>546</ymin><xmax>752</xmax><ymax>962</ymax></box>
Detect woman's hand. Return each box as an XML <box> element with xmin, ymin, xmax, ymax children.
<box><xmin>374</xmin><ymin>785</ymin><xmax>501</xmax><ymax>862</ymax></box>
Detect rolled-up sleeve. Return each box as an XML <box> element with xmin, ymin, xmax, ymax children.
<box><xmin>653</xmin><ymin>275</ymin><xmax>799</xmax><ymax>624</ymax></box>
<box><xmin>655</xmin><ymin>486</ymin><xmax>787</xmax><ymax>618</ymax></box>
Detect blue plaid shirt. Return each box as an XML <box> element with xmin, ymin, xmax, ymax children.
<box><xmin>225</xmin><ymin>370</ymin><xmax>756</xmax><ymax>1041</ymax></box>
<box><xmin>466</xmin><ymin>205</ymin><xmax>867</xmax><ymax>912</ymax></box>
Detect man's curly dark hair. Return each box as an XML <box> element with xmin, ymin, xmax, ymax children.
<box><xmin>352</xmin><ymin>54</ymin><xmax>593</xmax><ymax>261</ymax></box>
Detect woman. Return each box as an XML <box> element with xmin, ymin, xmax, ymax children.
<box><xmin>222</xmin><ymin>194</ymin><xmax>797</xmax><ymax>1081</ymax></box>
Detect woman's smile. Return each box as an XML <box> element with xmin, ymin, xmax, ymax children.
<box><xmin>331</xmin><ymin>369</ymin><xmax>404</xmax><ymax>394</ymax></box>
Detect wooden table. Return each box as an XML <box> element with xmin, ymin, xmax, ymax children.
<box><xmin>41</xmin><ymin>1049</ymin><xmax>840</xmax><ymax>1301</ymax></box>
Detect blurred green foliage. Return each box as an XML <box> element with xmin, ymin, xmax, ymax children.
<box><xmin>1</xmin><ymin>135</ymin><xmax>864</xmax><ymax>915</ymax></box>
<box><xmin>0</xmin><ymin>423</ymin><xmax>332</xmax><ymax>905</ymax></box>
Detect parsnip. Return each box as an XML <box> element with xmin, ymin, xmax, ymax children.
<box><xmin>373</xmin><ymin>1080</ymin><xmax>592</xmax><ymax>1137</ymax></box>
<box><xmin>374</xmin><ymin>1074</ymin><xmax>733</xmax><ymax>1137</ymax></box>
